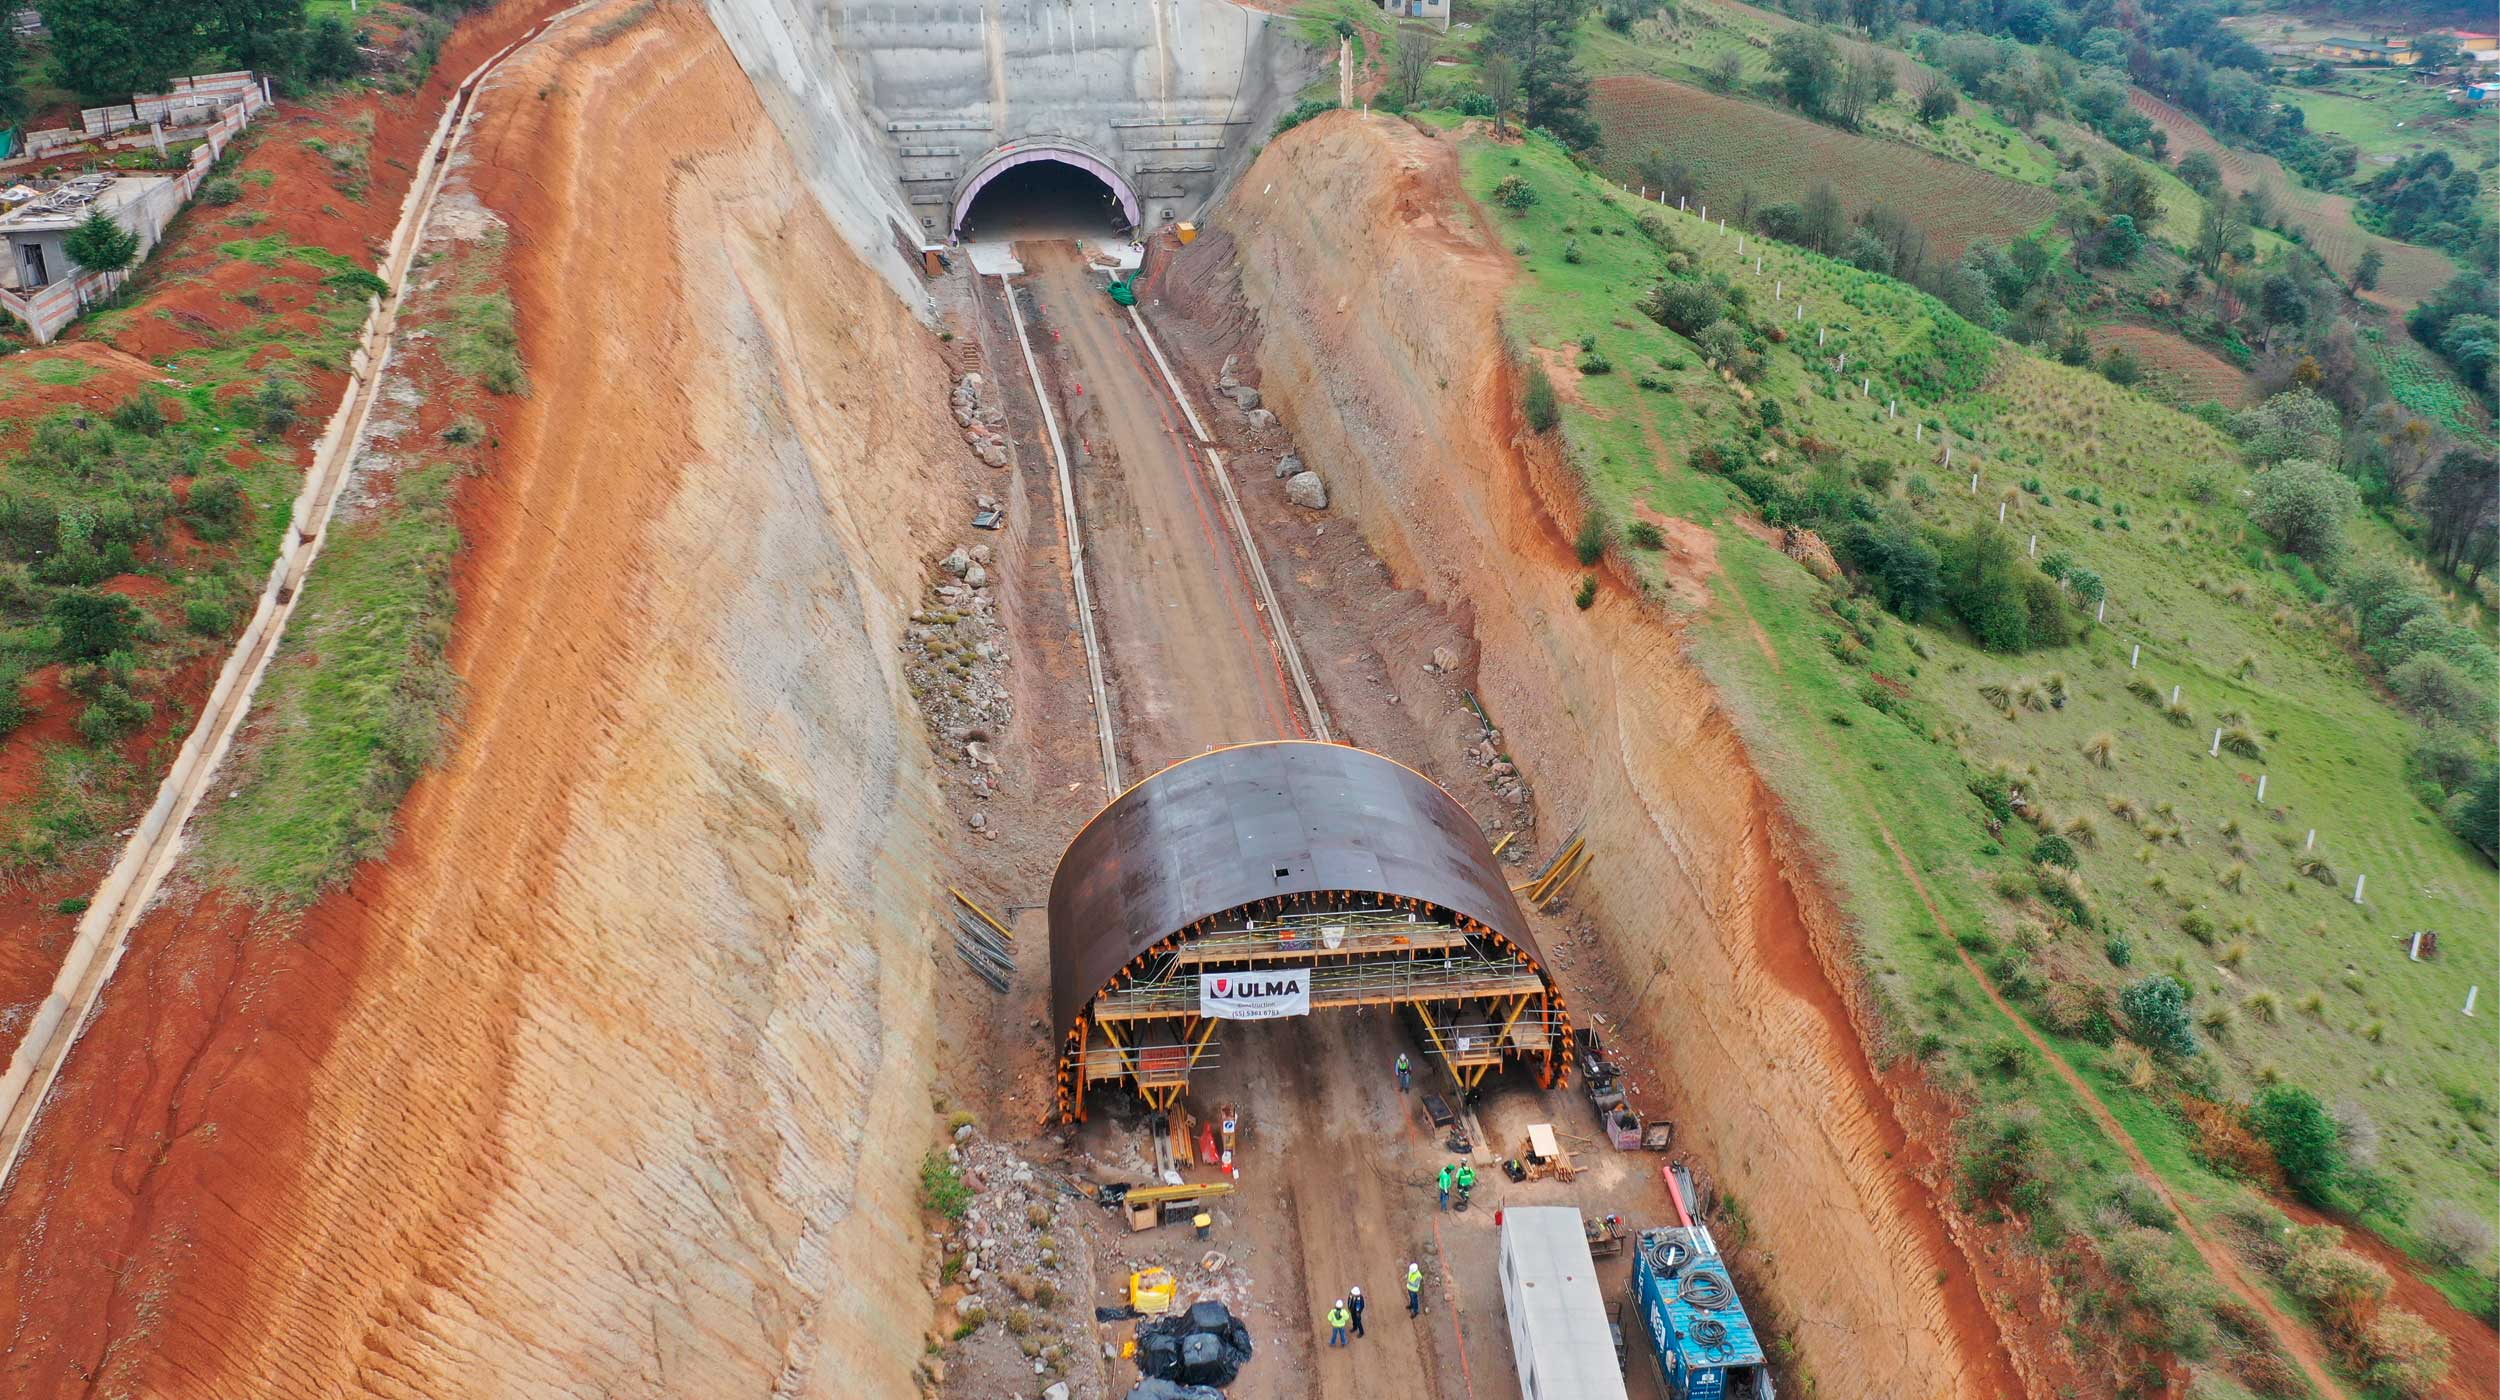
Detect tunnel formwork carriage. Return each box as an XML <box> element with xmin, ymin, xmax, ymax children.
<box><xmin>1049</xmin><ymin>742</ymin><xmax>1571</xmax><ymax>1122</ymax></box>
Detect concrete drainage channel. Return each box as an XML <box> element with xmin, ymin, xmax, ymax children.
<box><xmin>0</xmin><ymin>1</ymin><xmax>601</xmax><ymax>1190</ymax></box>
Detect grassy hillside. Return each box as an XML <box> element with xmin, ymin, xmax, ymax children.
<box><xmin>1455</xmin><ymin>122</ymin><xmax>2496</xmax><ymax>1386</ymax></box>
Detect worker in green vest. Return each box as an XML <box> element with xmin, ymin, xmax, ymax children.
<box><xmin>1405</xmin><ymin>1261</ymin><xmax>1424</xmax><ymax>1317</ymax></box>
<box><xmin>1455</xmin><ymin>1161</ymin><xmax>1476</xmax><ymax>1206</ymax></box>
<box><xmin>1326</xmin><ymin>1298</ymin><xmax>1351</xmax><ymax>1348</ymax></box>
<box><xmin>1395</xmin><ymin>1052</ymin><xmax>1411</xmax><ymax>1093</ymax></box>
<box><xmin>1436</xmin><ymin>1162</ymin><xmax>1454</xmax><ymax>1210</ymax></box>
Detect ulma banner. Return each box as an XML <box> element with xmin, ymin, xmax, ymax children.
<box><xmin>1197</xmin><ymin>968</ymin><xmax>1312</xmax><ymax>1020</ymax></box>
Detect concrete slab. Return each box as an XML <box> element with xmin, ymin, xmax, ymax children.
<box><xmin>965</xmin><ymin>240</ymin><xmax>1023</xmax><ymax>277</ymax></box>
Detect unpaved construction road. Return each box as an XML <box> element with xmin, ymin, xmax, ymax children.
<box><xmin>1017</xmin><ymin>243</ymin><xmax>1311</xmax><ymax>778</ymax></box>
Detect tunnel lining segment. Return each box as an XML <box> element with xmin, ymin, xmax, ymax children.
<box><xmin>1047</xmin><ymin>742</ymin><xmax>1569</xmax><ymax>1119</ymax></box>
<box><xmin>951</xmin><ymin>143</ymin><xmax>1140</xmax><ymax>236</ymax></box>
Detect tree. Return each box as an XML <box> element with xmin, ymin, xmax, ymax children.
<box><xmin>1391</xmin><ymin>27</ymin><xmax>1436</xmax><ymax>109</ymax></box>
<box><xmin>1770</xmin><ymin>28</ymin><xmax>1842</xmax><ymax>119</ymax></box>
<box><xmin>2421</xmin><ymin>449</ymin><xmax>2498</xmax><ymax>577</ymax></box>
<box><xmin>2251</xmin><ymin>458</ymin><xmax>2360</xmax><ymax>563</ymax></box>
<box><xmin>2236</xmin><ymin>387</ymin><xmax>2340</xmax><ymax>465</ymax></box>
<box><xmin>2096</xmin><ymin>213</ymin><xmax>2142</xmax><ymax>267</ymax></box>
<box><xmin>2120</xmin><ymin>974</ymin><xmax>2198</xmax><ymax>1058</ymax></box>
<box><xmin>1913</xmin><ymin>76</ymin><xmax>1957</xmax><ymax>124</ymax></box>
<box><xmin>2413</xmin><ymin>33</ymin><xmax>2461</xmax><ymax>72</ymax></box>
<box><xmin>1941</xmin><ymin>521</ymin><xmax>2031</xmax><ymax>652</ymax></box>
<box><xmin>63</xmin><ymin>211</ymin><xmax>140</xmax><ymax>276</ymax></box>
<box><xmin>0</xmin><ymin>18</ymin><xmax>23</xmax><ymax>132</ymax></box>
<box><xmin>2390</xmin><ymin>654</ymin><xmax>2495</xmax><ymax>728</ymax></box>
<box><xmin>1633</xmin><ymin>146</ymin><xmax>1698</xmax><ymax>206</ymax></box>
<box><xmin>1835</xmin><ymin>516</ymin><xmax>1941</xmax><ymax>620</ymax></box>
<box><xmin>2100</xmin><ymin>159</ymin><xmax>2162</xmax><ymax>228</ymax></box>
<box><xmin>2193</xmin><ymin>197</ymin><xmax>2247</xmax><ymax>272</ymax></box>
<box><xmin>48</xmin><ymin>588</ymin><xmax>138</xmax><ymax>661</ymax></box>
<box><xmin>1482</xmin><ymin>0</ymin><xmax>1598</xmax><ymax>148</ymax></box>
<box><xmin>1479</xmin><ymin>51</ymin><xmax>1521</xmax><ymax>136</ymax></box>
<box><xmin>44</xmin><ymin>0</ymin><xmax>194</xmax><ymax>102</ymax></box>
<box><xmin>197</xmin><ymin>0</ymin><xmax>313</xmax><ymax>82</ymax></box>
<box><xmin>2353</xmin><ymin>245</ymin><xmax>2384</xmax><ymax>293</ymax></box>
<box><xmin>2175</xmin><ymin>151</ymin><xmax>2222</xmax><ymax>197</ymax></box>
<box><xmin>2249</xmin><ymin>1084</ymin><xmax>2343</xmax><ymax>1205</ymax></box>
<box><xmin>1833</xmin><ymin>49</ymin><xmax>1894</xmax><ymax>128</ymax></box>
<box><xmin>1707</xmin><ymin>48</ymin><xmax>1745</xmax><ymax>93</ymax></box>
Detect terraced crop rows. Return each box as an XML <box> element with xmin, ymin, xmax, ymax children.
<box><xmin>2085</xmin><ymin>322</ymin><xmax>2253</xmax><ymax>407</ymax></box>
<box><xmin>1591</xmin><ymin>75</ymin><xmax>2058</xmax><ymax>258</ymax></box>
<box><xmin>2126</xmin><ymin>88</ymin><xmax>2458</xmax><ymax>309</ymax></box>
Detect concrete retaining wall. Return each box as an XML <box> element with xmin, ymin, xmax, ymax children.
<box><xmin>704</xmin><ymin>0</ymin><xmax>1313</xmax><ymax>300</ymax></box>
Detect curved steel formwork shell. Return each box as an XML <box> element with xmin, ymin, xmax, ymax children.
<box><xmin>1047</xmin><ymin>742</ymin><xmax>1568</xmax><ymax>1120</ymax></box>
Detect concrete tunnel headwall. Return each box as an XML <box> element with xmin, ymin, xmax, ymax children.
<box><xmin>703</xmin><ymin>0</ymin><xmax>1317</xmax><ymax>294</ymax></box>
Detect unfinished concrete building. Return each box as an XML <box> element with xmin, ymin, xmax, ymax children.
<box><xmin>1049</xmin><ymin>742</ymin><xmax>1571</xmax><ymax>1119</ymax></box>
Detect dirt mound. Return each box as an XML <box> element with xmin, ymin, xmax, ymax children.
<box><xmin>1205</xmin><ymin>109</ymin><xmax>2057</xmax><ymax>1396</ymax></box>
<box><xmin>0</xmin><ymin>4</ymin><xmax>972</xmax><ymax>1395</ymax></box>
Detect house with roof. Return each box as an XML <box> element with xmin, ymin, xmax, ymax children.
<box><xmin>2315</xmin><ymin>34</ymin><xmax>2418</xmax><ymax>65</ymax></box>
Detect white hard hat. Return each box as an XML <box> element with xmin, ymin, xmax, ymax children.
<box><xmin>1335</xmin><ymin>1297</ymin><xmax>1346</xmax><ymax>1306</ymax></box>
<box><xmin>1350</xmin><ymin>1286</ymin><xmax>1362</xmax><ymax>1296</ymax></box>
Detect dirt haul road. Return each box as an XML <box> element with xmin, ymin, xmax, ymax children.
<box><xmin>0</xmin><ymin>6</ymin><xmax>970</xmax><ymax>1396</ymax></box>
<box><xmin>1016</xmin><ymin>242</ymin><xmax>1309</xmax><ymax>777</ymax></box>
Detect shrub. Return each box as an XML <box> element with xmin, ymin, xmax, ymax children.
<box><xmin>2220</xmin><ymin>725</ymin><xmax>2263</xmax><ymax>759</ymax></box>
<box><xmin>2031</xmin><ymin>832</ymin><xmax>2077</xmax><ymax>868</ymax></box>
<box><xmin>2120</xmin><ymin>974</ymin><xmax>2198</xmax><ymax>1058</ymax></box>
<box><xmin>1493</xmin><ymin>174</ymin><xmax>1536</xmax><ymax>209</ymax></box>
<box><xmin>1523</xmin><ymin>361</ymin><xmax>1559</xmax><ymax>432</ymax></box>
<box><xmin>2360</xmin><ymin>1309</ymin><xmax>2450</xmax><ymax>1397</ymax></box>
<box><xmin>1576</xmin><ymin>347</ymin><xmax>1611</xmax><ymax>374</ymax></box>
<box><xmin>2180</xmin><ymin>910</ymin><xmax>2216</xmax><ymax>944</ymax></box>
<box><xmin>201</xmin><ymin>174</ymin><xmax>244</xmax><ymax>206</ymax></box>
<box><xmin>2250</xmin><ymin>458</ymin><xmax>2359</xmax><ymax>563</ymax></box>
<box><xmin>2104</xmin><ymin>933</ymin><xmax>2133</xmax><ymax>967</ymax></box>
<box><xmin>2035</xmin><ymin>869</ymin><xmax>2089</xmax><ymax>923</ymax></box>
<box><xmin>1626</xmin><ymin>520</ymin><xmax>1664</xmax><ymax>550</ymax></box>
<box><xmin>919</xmin><ymin>1151</ymin><xmax>971</xmax><ymax>1220</ymax></box>
<box><xmin>1561</xmin><ymin>238</ymin><xmax>1584</xmax><ymax>264</ymax></box>
<box><xmin>183</xmin><ymin>474</ymin><xmax>247</xmax><ymax>542</ymax></box>
<box><xmin>1641</xmin><ymin>280</ymin><xmax>1726</xmax><ymax>336</ymax></box>
<box><xmin>2421</xmin><ymin>1201</ymin><xmax>2496</xmax><ymax>1269</ymax></box>
<box><xmin>109</xmin><ymin>394</ymin><xmax>166</xmax><ymax>436</ymax></box>
<box><xmin>1272</xmin><ymin>98</ymin><xmax>1338</xmax><ymax>136</ymax></box>
<box><xmin>1574</xmin><ymin>513</ymin><xmax>1607</xmax><ymax>565</ymax></box>
<box><xmin>48</xmin><ymin>589</ymin><xmax>139</xmax><ymax>661</ymax></box>
<box><xmin>1940</xmin><ymin>522</ymin><xmax>2035</xmax><ymax>653</ymax></box>
<box><xmin>1574</xmin><ymin>575</ymin><xmax>1597</xmax><ymax>609</ymax></box>
<box><xmin>2390</xmin><ymin>654</ymin><xmax>2495</xmax><ymax>728</ymax></box>
<box><xmin>74</xmin><ymin>681</ymin><xmax>151</xmax><ymax>744</ymax></box>
<box><xmin>253</xmin><ymin>376</ymin><xmax>309</xmax><ymax>438</ymax></box>
<box><xmin>2248</xmin><ymin>1084</ymin><xmax>2342</xmax><ymax>1205</ymax></box>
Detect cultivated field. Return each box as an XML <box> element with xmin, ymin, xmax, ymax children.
<box><xmin>1590</xmin><ymin>75</ymin><xmax>2060</xmax><ymax>258</ymax></box>
<box><xmin>2127</xmin><ymin>88</ymin><xmax>2460</xmax><ymax>309</ymax></box>
<box><xmin>2087</xmin><ymin>323</ymin><xmax>2255</xmax><ymax>407</ymax></box>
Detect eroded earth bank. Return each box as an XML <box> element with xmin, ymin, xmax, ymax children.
<box><xmin>0</xmin><ymin>8</ymin><xmax>965</xmax><ymax>1395</ymax></box>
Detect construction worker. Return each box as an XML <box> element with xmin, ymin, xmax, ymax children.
<box><xmin>1436</xmin><ymin>1162</ymin><xmax>1454</xmax><ymax>1210</ymax></box>
<box><xmin>1327</xmin><ymin>1298</ymin><xmax>1351</xmax><ymax>1348</ymax></box>
<box><xmin>1455</xmin><ymin>1160</ymin><xmax>1476</xmax><ymax>1204</ymax></box>
<box><xmin>1347</xmin><ymin>1285</ymin><xmax>1366</xmax><ymax>1338</ymax></box>
<box><xmin>1395</xmin><ymin>1052</ymin><xmax>1411</xmax><ymax>1092</ymax></box>
<box><xmin>1405</xmin><ymin>1261</ymin><xmax>1424</xmax><ymax>1317</ymax></box>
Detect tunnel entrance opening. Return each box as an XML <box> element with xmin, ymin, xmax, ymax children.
<box><xmin>953</xmin><ymin>150</ymin><xmax>1138</xmax><ymax>244</ymax></box>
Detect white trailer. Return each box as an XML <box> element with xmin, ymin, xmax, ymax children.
<box><xmin>1498</xmin><ymin>1206</ymin><xmax>1632</xmax><ymax>1400</ymax></box>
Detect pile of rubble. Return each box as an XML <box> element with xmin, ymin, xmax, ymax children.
<box><xmin>1218</xmin><ymin>356</ymin><xmax>1325</xmax><ymax>511</ymax></box>
<box><xmin>903</xmin><ymin>538</ymin><xmax>1013</xmax><ymax>826</ymax></box>
<box><xmin>1463</xmin><ymin>717</ymin><xmax>1533</xmax><ymax>813</ymax></box>
<box><xmin>926</xmin><ymin>1129</ymin><xmax>1107</xmax><ymax>1399</ymax></box>
<box><xmin>954</xmin><ymin>372</ymin><xmax>1009</xmax><ymax>468</ymax></box>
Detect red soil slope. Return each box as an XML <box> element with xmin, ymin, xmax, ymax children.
<box><xmin>0</xmin><ymin>3</ymin><xmax>971</xmax><ymax>1395</ymax></box>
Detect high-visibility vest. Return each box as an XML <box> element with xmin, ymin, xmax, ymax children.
<box><xmin>1406</xmin><ymin>1266</ymin><xmax>1423</xmax><ymax>1291</ymax></box>
<box><xmin>1396</xmin><ymin>1054</ymin><xmax>1409</xmax><ymax>1070</ymax></box>
<box><xmin>1457</xmin><ymin>1166</ymin><xmax>1476</xmax><ymax>1187</ymax></box>
<box><xmin>1329</xmin><ymin>1306</ymin><xmax>1351</xmax><ymax>1328</ymax></box>
<box><xmin>1437</xmin><ymin>1166</ymin><xmax>1453</xmax><ymax>1189</ymax></box>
